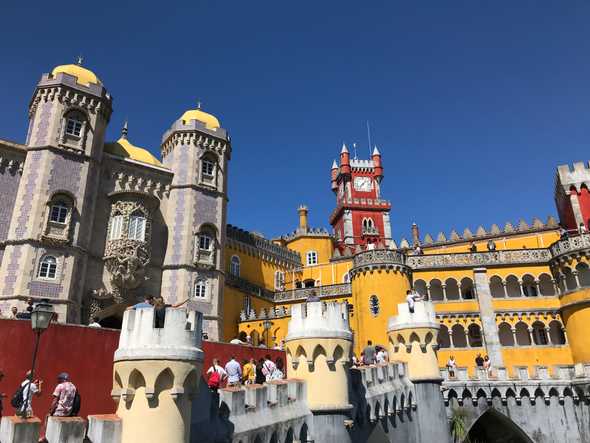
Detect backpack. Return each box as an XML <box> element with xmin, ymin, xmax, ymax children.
<box><xmin>10</xmin><ymin>382</ymin><xmax>27</xmax><ymax>409</ymax></box>
<box><xmin>208</xmin><ymin>370</ymin><xmax>221</xmax><ymax>390</ymax></box>
<box><xmin>70</xmin><ymin>390</ymin><xmax>81</xmax><ymax>416</ymax></box>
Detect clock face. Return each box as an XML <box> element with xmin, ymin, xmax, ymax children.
<box><xmin>354</xmin><ymin>176</ymin><xmax>373</xmax><ymax>192</ymax></box>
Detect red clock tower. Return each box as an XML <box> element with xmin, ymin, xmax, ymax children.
<box><xmin>329</xmin><ymin>144</ymin><xmax>392</xmax><ymax>250</ymax></box>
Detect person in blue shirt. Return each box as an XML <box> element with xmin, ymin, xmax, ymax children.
<box><xmin>127</xmin><ymin>295</ymin><xmax>154</xmax><ymax>310</ymax></box>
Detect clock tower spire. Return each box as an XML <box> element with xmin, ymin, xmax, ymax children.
<box><xmin>329</xmin><ymin>145</ymin><xmax>392</xmax><ymax>250</ymax></box>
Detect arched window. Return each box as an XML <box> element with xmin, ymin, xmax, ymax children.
<box><xmin>195</xmin><ymin>226</ymin><xmax>216</xmax><ymax>264</ymax></box>
<box><xmin>576</xmin><ymin>262</ymin><xmax>590</xmax><ymax>288</ymax></box>
<box><xmin>38</xmin><ymin>255</ymin><xmax>58</xmax><ymax>279</ymax></box>
<box><xmin>498</xmin><ymin>322</ymin><xmax>514</xmax><ymax>346</ymax></box>
<box><xmin>274</xmin><ymin>271</ymin><xmax>285</xmax><ymax>290</ymax></box>
<box><xmin>532</xmin><ymin>321</ymin><xmax>548</xmax><ymax>345</ymax></box>
<box><xmin>515</xmin><ymin>322</ymin><xmax>531</xmax><ymax>346</ymax></box>
<box><xmin>128</xmin><ymin>212</ymin><xmax>146</xmax><ymax>241</ymax></box>
<box><xmin>50</xmin><ymin>200</ymin><xmax>69</xmax><ymax>224</ymax></box>
<box><xmin>194</xmin><ymin>279</ymin><xmax>207</xmax><ymax>298</ymax></box>
<box><xmin>451</xmin><ymin>324</ymin><xmax>467</xmax><ymax>348</ymax></box>
<box><xmin>342</xmin><ymin>272</ymin><xmax>350</xmax><ymax>283</ymax></box>
<box><xmin>548</xmin><ymin>320</ymin><xmax>566</xmax><ymax>345</ymax></box>
<box><xmin>108</xmin><ymin>214</ymin><xmax>124</xmax><ymax>241</ymax></box>
<box><xmin>65</xmin><ymin>113</ymin><xmax>83</xmax><ymax>137</ymax></box>
<box><xmin>467</xmin><ymin>324</ymin><xmax>483</xmax><ymax>347</ymax></box>
<box><xmin>538</xmin><ymin>273</ymin><xmax>555</xmax><ymax>296</ymax></box>
<box><xmin>429</xmin><ymin>279</ymin><xmax>443</xmax><ymax>301</ymax></box>
<box><xmin>460</xmin><ymin>278</ymin><xmax>475</xmax><ymax>299</ymax></box>
<box><xmin>230</xmin><ymin>255</ymin><xmax>240</xmax><ymax>277</ymax></box>
<box><xmin>199</xmin><ymin>233</ymin><xmax>212</xmax><ymax>251</ymax></box>
<box><xmin>563</xmin><ymin>267</ymin><xmax>577</xmax><ymax>291</ymax></box>
<box><xmin>438</xmin><ymin>325</ymin><xmax>451</xmax><ymax>348</ymax></box>
<box><xmin>489</xmin><ymin>276</ymin><xmax>505</xmax><ymax>298</ymax></box>
<box><xmin>306</xmin><ymin>251</ymin><xmax>318</xmax><ymax>266</ymax></box>
<box><xmin>505</xmin><ymin>275</ymin><xmax>521</xmax><ymax>297</ymax></box>
<box><xmin>522</xmin><ymin>274</ymin><xmax>537</xmax><ymax>297</ymax></box>
<box><xmin>200</xmin><ymin>156</ymin><xmax>217</xmax><ymax>185</ymax></box>
<box><xmin>414</xmin><ymin>279</ymin><xmax>427</xmax><ymax>298</ymax></box>
<box><xmin>369</xmin><ymin>295</ymin><xmax>379</xmax><ymax>316</ymax></box>
<box><xmin>445</xmin><ymin>278</ymin><xmax>460</xmax><ymax>300</ymax></box>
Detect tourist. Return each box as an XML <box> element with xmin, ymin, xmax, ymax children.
<box><xmin>559</xmin><ymin>226</ymin><xmax>569</xmax><ymax>240</ymax></box>
<box><xmin>362</xmin><ymin>340</ymin><xmax>376</xmax><ymax>365</ymax></box>
<box><xmin>483</xmin><ymin>355</ymin><xmax>492</xmax><ymax>376</ymax></box>
<box><xmin>469</xmin><ymin>242</ymin><xmax>477</xmax><ymax>252</ymax></box>
<box><xmin>272</xmin><ymin>358</ymin><xmax>285</xmax><ymax>380</ymax></box>
<box><xmin>49</xmin><ymin>373</ymin><xmax>78</xmax><ymax>417</ymax></box>
<box><xmin>0</xmin><ymin>370</ymin><xmax>5</xmax><ymax>420</ymax></box>
<box><xmin>406</xmin><ymin>289</ymin><xmax>423</xmax><ymax>314</ymax></box>
<box><xmin>16</xmin><ymin>298</ymin><xmax>34</xmax><ymax>320</ymax></box>
<box><xmin>446</xmin><ymin>356</ymin><xmax>456</xmax><ymax>378</ymax></box>
<box><xmin>475</xmin><ymin>353</ymin><xmax>484</xmax><ymax>368</ymax></box>
<box><xmin>229</xmin><ymin>337</ymin><xmax>244</xmax><ymax>345</ymax></box>
<box><xmin>127</xmin><ymin>295</ymin><xmax>154</xmax><ymax>310</ymax></box>
<box><xmin>9</xmin><ymin>307</ymin><xmax>18</xmax><ymax>319</ymax></box>
<box><xmin>255</xmin><ymin>358</ymin><xmax>266</xmax><ymax>384</ymax></box>
<box><xmin>487</xmin><ymin>240</ymin><xmax>496</xmax><ymax>251</ymax></box>
<box><xmin>413</xmin><ymin>245</ymin><xmax>423</xmax><ymax>255</ymax></box>
<box><xmin>579</xmin><ymin>223</ymin><xmax>587</xmax><ymax>234</ymax></box>
<box><xmin>153</xmin><ymin>296</ymin><xmax>188</xmax><ymax>328</ymax></box>
<box><xmin>206</xmin><ymin>358</ymin><xmax>227</xmax><ymax>391</ymax></box>
<box><xmin>224</xmin><ymin>356</ymin><xmax>242</xmax><ymax>387</ymax></box>
<box><xmin>243</xmin><ymin>358</ymin><xmax>256</xmax><ymax>385</ymax></box>
<box><xmin>262</xmin><ymin>355</ymin><xmax>277</xmax><ymax>382</ymax></box>
<box><xmin>88</xmin><ymin>316</ymin><xmax>101</xmax><ymax>328</ymax></box>
<box><xmin>352</xmin><ymin>354</ymin><xmax>360</xmax><ymax>367</ymax></box>
<box><xmin>15</xmin><ymin>370</ymin><xmax>42</xmax><ymax>417</ymax></box>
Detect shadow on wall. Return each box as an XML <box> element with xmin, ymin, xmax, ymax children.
<box><xmin>190</xmin><ymin>380</ymin><xmax>234</xmax><ymax>443</ymax></box>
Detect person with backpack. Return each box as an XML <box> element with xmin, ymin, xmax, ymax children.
<box><xmin>206</xmin><ymin>358</ymin><xmax>226</xmax><ymax>391</ymax></box>
<box><xmin>13</xmin><ymin>370</ymin><xmax>42</xmax><ymax>417</ymax></box>
<box><xmin>49</xmin><ymin>372</ymin><xmax>78</xmax><ymax>417</ymax></box>
<box><xmin>261</xmin><ymin>355</ymin><xmax>277</xmax><ymax>383</ymax></box>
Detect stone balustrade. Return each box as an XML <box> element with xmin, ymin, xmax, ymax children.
<box><xmin>239</xmin><ymin>305</ymin><xmax>291</xmax><ymax>321</ymax></box>
<box><xmin>408</xmin><ymin>248</ymin><xmax>551</xmax><ymax>270</ymax></box>
<box><xmin>549</xmin><ymin>233</ymin><xmax>590</xmax><ymax>262</ymax></box>
<box><xmin>218</xmin><ymin>380</ymin><xmax>312</xmax><ymax>443</ymax></box>
<box><xmin>274</xmin><ymin>283</ymin><xmax>352</xmax><ymax>302</ymax></box>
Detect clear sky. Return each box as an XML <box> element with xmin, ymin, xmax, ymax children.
<box><xmin>1</xmin><ymin>2</ymin><xmax>589</xmax><ymax>242</ymax></box>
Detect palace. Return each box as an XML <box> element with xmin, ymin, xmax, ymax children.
<box><xmin>2</xmin><ymin>60</ymin><xmax>590</xmax><ymax>380</ymax></box>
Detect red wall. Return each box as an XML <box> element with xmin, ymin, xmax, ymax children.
<box><xmin>0</xmin><ymin>319</ymin><xmax>285</xmax><ymax>422</ymax></box>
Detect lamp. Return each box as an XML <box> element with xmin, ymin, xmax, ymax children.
<box><xmin>22</xmin><ymin>302</ymin><xmax>54</xmax><ymax>417</ymax></box>
<box><xmin>263</xmin><ymin>319</ymin><xmax>272</xmax><ymax>347</ymax></box>
<box><xmin>30</xmin><ymin>302</ymin><xmax>54</xmax><ymax>331</ymax></box>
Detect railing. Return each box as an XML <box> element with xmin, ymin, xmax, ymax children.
<box><xmin>549</xmin><ymin>233</ymin><xmax>590</xmax><ymax>259</ymax></box>
<box><xmin>407</xmin><ymin>248</ymin><xmax>551</xmax><ymax>270</ymax></box>
<box><xmin>274</xmin><ymin>283</ymin><xmax>352</xmax><ymax>302</ymax></box>
<box><xmin>352</xmin><ymin>249</ymin><xmax>407</xmax><ymax>268</ymax></box>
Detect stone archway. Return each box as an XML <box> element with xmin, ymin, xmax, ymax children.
<box><xmin>466</xmin><ymin>409</ymin><xmax>533</xmax><ymax>443</ymax></box>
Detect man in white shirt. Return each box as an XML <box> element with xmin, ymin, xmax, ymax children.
<box><xmin>206</xmin><ymin>359</ymin><xmax>227</xmax><ymax>378</ymax></box>
<box><xmin>18</xmin><ymin>370</ymin><xmax>42</xmax><ymax>418</ymax></box>
<box><xmin>88</xmin><ymin>316</ymin><xmax>101</xmax><ymax>328</ymax></box>
<box><xmin>376</xmin><ymin>347</ymin><xmax>389</xmax><ymax>364</ymax></box>
<box><xmin>406</xmin><ymin>289</ymin><xmax>423</xmax><ymax>313</ymax></box>
<box><xmin>224</xmin><ymin>357</ymin><xmax>242</xmax><ymax>387</ymax></box>
<box><xmin>261</xmin><ymin>355</ymin><xmax>277</xmax><ymax>382</ymax></box>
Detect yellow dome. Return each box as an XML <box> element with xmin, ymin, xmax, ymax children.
<box><xmin>51</xmin><ymin>64</ymin><xmax>101</xmax><ymax>86</ymax></box>
<box><xmin>105</xmin><ymin>137</ymin><xmax>163</xmax><ymax>167</ymax></box>
<box><xmin>180</xmin><ymin>108</ymin><xmax>221</xmax><ymax>129</ymax></box>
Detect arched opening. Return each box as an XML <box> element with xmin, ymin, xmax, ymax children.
<box><xmin>576</xmin><ymin>262</ymin><xmax>590</xmax><ymax>288</ymax></box>
<box><xmin>230</xmin><ymin>255</ymin><xmax>240</xmax><ymax>277</ymax></box>
<box><xmin>299</xmin><ymin>423</ymin><xmax>308</xmax><ymax>443</ymax></box>
<box><xmin>538</xmin><ymin>273</ymin><xmax>555</xmax><ymax>296</ymax></box>
<box><xmin>498</xmin><ymin>322</ymin><xmax>514</xmax><ymax>346</ymax></box>
<box><xmin>284</xmin><ymin>428</ymin><xmax>294</xmax><ymax>443</ymax></box>
<box><xmin>438</xmin><ymin>325</ymin><xmax>451</xmax><ymax>348</ymax></box>
<box><xmin>250</xmin><ymin>330</ymin><xmax>260</xmax><ymax>346</ymax></box>
<box><xmin>515</xmin><ymin>322</ymin><xmax>531</xmax><ymax>346</ymax></box>
<box><xmin>445</xmin><ymin>278</ymin><xmax>460</xmax><ymax>300</ymax></box>
<box><xmin>414</xmin><ymin>279</ymin><xmax>428</xmax><ymax>298</ymax></box>
<box><xmin>460</xmin><ymin>277</ymin><xmax>475</xmax><ymax>299</ymax></box>
<box><xmin>531</xmin><ymin>321</ymin><xmax>548</xmax><ymax>345</ymax></box>
<box><xmin>467</xmin><ymin>324</ymin><xmax>483</xmax><ymax>347</ymax></box>
<box><xmin>522</xmin><ymin>274</ymin><xmax>537</xmax><ymax>297</ymax></box>
<box><xmin>489</xmin><ymin>275</ymin><xmax>505</xmax><ymax>298</ymax></box>
<box><xmin>505</xmin><ymin>275</ymin><xmax>521</xmax><ymax>297</ymax></box>
<box><xmin>467</xmin><ymin>409</ymin><xmax>533</xmax><ymax>443</ymax></box>
<box><xmin>451</xmin><ymin>324</ymin><xmax>467</xmax><ymax>348</ymax></box>
<box><xmin>269</xmin><ymin>431</ymin><xmax>279</xmax><ymax>443</ymax></box>
<box><xmin>429</xmin><ymin>279</ymin><xmax>443</xmax><ymax>301</ymax></box>
<box><xmin>548</xmin><ymin>320</ymin><xmax>566</xmax><ymax>345</ymax></box>
<box><xmin>563</xmin><ymin>267</ymin><xmax>578</xmax><ymax>291</ymax></box>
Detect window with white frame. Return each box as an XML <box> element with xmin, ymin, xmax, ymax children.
<box><xmin>199</xmin><ymin>233</ymin><xmax>212</xmax><ymax>251</ymax></box>
<box><xmin>108</xmin><ymin>214</ymin><xmax>124</xmax><ymax>240</ymax></box>
<box><xmin>194</xmin><ymin>279</ymin><xmax>207</xmax><ymax>298</ymax></box>
<box><xmin>38</xmin><ymin>255</ymin><xmax>58</xmax><ymax>279</ymax></box>
<box><xmin>201</xmin><ymin>158</ymin><xmax>215</xmax><ymax>184</ymax></box>
<box><xmin>306</xmin><ymin>251</ymin><xmax>318</xmax><ymax>266</ymax></box>
<box><xmin>274</xmin><ymin>270</ymin><xmax>285</xmax><ymax>290</ymax></box>
<box><xmin>66</xmin><ymin>117</ymin><xmax>83</xmax><ymax>137</ymax></box>
<box><xmin>50</xmin><ymin>201</ymin><xmax>69</xmax><ymax>224</ymax></box>
<box><xmin>128</xmin><ymin>213</ymin><xmax>146</xmax><ymax>241</ymax></box>
<box><xmin>230</xmin><ymin>255</ymin><xmax>240</xmax><ymax>277</ymax></box>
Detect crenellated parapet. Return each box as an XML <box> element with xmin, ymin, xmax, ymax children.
<box><xmin>218</xmin><ymin>380</ymin><xmax>312</xmax><ymax>443</ymax></box>
<box><xmin>350</xmin><ymin>249</ymin><xmax>410</xmax><ymax>277</ymax></box>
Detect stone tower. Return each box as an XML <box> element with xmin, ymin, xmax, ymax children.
<box><xmin>285</xmin><ymin>300</ymin><xmax>353</xmax><ymax>443</ymax></box>
<box><xmin>329</xmin><ymin>144</ymin><xmax>392</xmax><ymax>249</ymax></box>
<box><xmin>160</xmin><ymin>106</ymin><xmax>231</xmax><ymax>340</ymax></box>
<box><xmin>387</xmin><ymin>300</ymin><xmax>451</xmax><ymax>443</ymax></box>
<box><xmin>112</xmin><ymin>307</ymin><xmax>204</xmax><ymax>443</ymax></box>
<box><xmin>0</xmin><ymin>62</ymin><xmax>112</xmax><ymax>322</ymax></box>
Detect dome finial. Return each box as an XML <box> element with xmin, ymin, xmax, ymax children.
<box><xmin>76</xmin><ymin>54</ymin><xmax>84</xmax><ymax>66</ymax></box>
<box><xmin>121</xmin><ymin>120</ymin><xmax>128</xmax><ymax>139</ymax></box>
<box><xmin>196</xmin><ymin>99</ymin><xmax>202</xmax><ymax>110</ymax></box>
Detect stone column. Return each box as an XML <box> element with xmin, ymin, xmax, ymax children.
<box><xmin>441</xmin><ymin>284</ymin><xmax>447</xmax><ymax>301</ymax></box>
<box><xmin>502</xmin><ymin>281</ymin><xmax>508</xmax><ymax>298</ymax></box>
<box><xmin>511</xmin><ymin>327</ymin><xmax>518</xmax><ymax>346</ymax></box>
<box><xmin>473</xmin><ymin>268</ymin><xmax>504</xmax><ymax>366</ymax></box>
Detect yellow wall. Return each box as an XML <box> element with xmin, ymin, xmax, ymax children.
<box><xmin>561</xmin><ymin>288</ymin><xmax>590</xmax><ymax>363</ymax></box>
<box><xmin>286</xmin><ymin>236</ymin><xmax>334</xmax><ymax>268</ymax></box>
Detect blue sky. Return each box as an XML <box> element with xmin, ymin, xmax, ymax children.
<box><xmin>1</xmin><ymin>2</ymin><xmax>590</xmax><ymax>242</ymax></box>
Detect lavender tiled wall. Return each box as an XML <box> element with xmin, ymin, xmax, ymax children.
<box><xmin>14</xmin><ymin>151</ymin><xmax>42</xmax><ymax>239</ymax></box>
<box><xmin>0</xmin><ymin>168</ymin><xmax>21</xmax><ymax>242</ymax></box>
<box><xmin>31</xmin><ymin>101</ymin><xmax>52</xmax><ymax>146</ymax></box>
<box><xmin>193</xmin><ymin>192</ymin><xmax>218</xmax><ymax>228</ymax></box>
<box><xmin>48</xmin><ymin>153</ymin><xmax>83</xmax><ymax>196</ymax></box>
<box><xmin>2</xmin><ymin>245</ymin><xmax>23</xmax><ymax>295</ymax></box>
<box><xmin>28</xmin><ymin>280</ymin><xmax>63</xmax><ymax>298</ymax></box>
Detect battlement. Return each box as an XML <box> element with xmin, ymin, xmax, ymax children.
<box><xmin>218</xmin><ymin>380</ymin><xmax>311</xmax><ymax>441</ymax></box>
<box><xmin>556</xmin><ymin>161</ymin><xmax>590</xmax><ymax>191</ymax></box>
<box><xmin>114</xmin><ymin>308</ymin><xmax>203</xmax><ymax>362</ymax></box>
<box><xmin>350</xmin><ymin>158</ymin><xmax>375</xmax><ymax>170</ymax></box>
<box><xmin>388</xmin><ymin>301</ymin><xmax>439</xmax><ymax>332</ymax></box>
<box><xmin>286</xmin><ymin>300</ymin><xmax>352</xmax><ymax>341</ymax></box>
